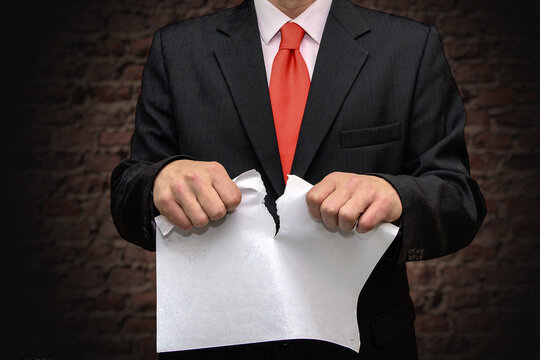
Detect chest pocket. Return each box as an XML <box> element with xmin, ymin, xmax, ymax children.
<box><xmin>340</xmin><ymin>122</ymin><xmax>401</xmax><ymax>149</ymax></box>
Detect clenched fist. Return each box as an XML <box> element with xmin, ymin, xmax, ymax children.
<box><xmin>153</xmin><ymin>160</ymin><xmax>242</xmax><ymax>230</ymax></box>
<box><xmin>306</xmin><ymin>172</ymin><xmax>402</xmax><ymax>233</ymax></box>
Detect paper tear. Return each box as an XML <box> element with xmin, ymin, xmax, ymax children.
<box><xmin>155</xmin><ymin>170</ymin><xmax>398</xmax><ymax>353</ymax></box>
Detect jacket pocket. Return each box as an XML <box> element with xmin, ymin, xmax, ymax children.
<box><xmin>340</xmin><ymin>122</ymin><xmax>401</xmax><ymax>149</ymax></box>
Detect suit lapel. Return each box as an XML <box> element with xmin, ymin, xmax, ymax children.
<box><xmin>213</xmin><ymin>0</ymin><xmax>371</xmax><ymax>192</ymax></box>
<box><xmin>214</xmin><ymin>1</ymin><xmax>285</xmax><ymax>195</ymax></box>
<box><xmin>291</xmin><ymin>0</ymin><xmax>371</xmax><ymax>178</ymax></box>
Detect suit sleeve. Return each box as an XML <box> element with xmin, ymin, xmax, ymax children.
<box><xmin>376</xmin><ymin>26</ymin><xmax>486</xmax><ymax>263</ymax></box>
<box><xmin>110</xmin><ymin>28</ymin><xmax>191</xmax><ymax>251</ymax></box>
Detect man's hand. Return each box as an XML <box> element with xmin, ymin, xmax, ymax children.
<box><xmin>306</xmin><ymin>172</ymin><xmax>402</xmax><ymax>233</ymax></box>
<box><xmin>153</xmin><ymin>160</ymin><xmax>242</xmax><ymax>230</ymax></box>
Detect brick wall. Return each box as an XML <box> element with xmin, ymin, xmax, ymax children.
<box><xmin>6</xmin><ymin>0</ymin><xmax>538</xmax><ymax>359</ymax></box>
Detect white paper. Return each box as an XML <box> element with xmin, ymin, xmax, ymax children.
<box><xmin>156</xmin><ymin>169</ymin><xmax>398</xmax><ymax>353</ymax></box>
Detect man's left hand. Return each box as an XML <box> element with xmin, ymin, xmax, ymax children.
<box><xmin>306</xmin><ymin>172</ymin><xmax>402</xmax><ymax>233</ymax></box>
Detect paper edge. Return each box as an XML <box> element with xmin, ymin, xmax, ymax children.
<box><xmin>155</xmin><ymin>169</ymin><xmax>267</xmax><ymax>237</ymax></box>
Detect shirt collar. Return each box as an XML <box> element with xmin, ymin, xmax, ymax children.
<box><xmin>254</xmin><ymin>0</ymin><xmax>332</xmax><ymax>45</ymax></box>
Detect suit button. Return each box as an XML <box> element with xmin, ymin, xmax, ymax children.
<box><xmin>281</xmin><ymin>342</ymin><xmax>288</xmax><ymax>347</ymax></box>
<box><xmin>407</xmin><ymin>248</ymin><xmax>425</xmax><ymax>261</ymax></box>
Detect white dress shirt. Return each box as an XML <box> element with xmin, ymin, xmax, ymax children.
<box><xmin>254</xmin><ymin>0</ymin><xmax>332</xmax><ymax>84</ymax></box>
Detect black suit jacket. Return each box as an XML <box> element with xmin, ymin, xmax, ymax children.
<box><xmin>111</xmin><ymin>0</ymin><xmax>486</xmax><ymax>358</ymax></box>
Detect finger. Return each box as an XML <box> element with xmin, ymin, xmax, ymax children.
<box><xmin>213</xmin><ymin>177</ymin><xmax>242</xmax><ymax>211</ymax></box>
<box><xmin>356</xmin><ymin>201</ymin><xmax>387</xmax><ymax>233</ymax></box>
<box><xmin>337</xmin><ymin>199</ymin><xmax>365</xmax><ymax>232</ymax></box>
<box><xmin>197</xmin><ymin>186</ymin><xmax>228</xmax><ymax>221</ymax></box>
<box><xmin>171</xmin><ymin>181</ymin><xmax>210</xmax><ymax>228</ymax></box>
<box><xmin>203</xmin><ymin>161</ymin><xmax>242</xmax><ymax>211</ymax></box>
<box><xmin>306</xmin><ymin>180</ymin><xmax>336</xmax><ymax>220</ymax></box>
<box><xmin>156</xmin><ymin>195</ymin><xmax>193</xmax><ymax>230</ymax></box>
<box><xmin>166</xmin><ymin>204</ymin><xmax>193</xmax><ymax>230</ymax></box>
<box><xmin>319</xmin><ymin>187</ymin><xmax>352</xmax><ymax>229</ymax></box>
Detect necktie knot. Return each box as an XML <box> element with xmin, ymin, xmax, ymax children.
<box><xmin>279</xmin><ymin>22</ymin><xmax>305</xmax><ymax>50</ymax></box>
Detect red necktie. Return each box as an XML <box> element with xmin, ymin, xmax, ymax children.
<box><xmin>269</xmin><ymin>22</ymin><xmax>310</xmax><ymax>183</ymax></box>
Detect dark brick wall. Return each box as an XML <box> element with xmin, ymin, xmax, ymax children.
<box><xmin>5</xmin><ymin>0</ymin><xmax>538</xmax><ymax>359</ymax></box>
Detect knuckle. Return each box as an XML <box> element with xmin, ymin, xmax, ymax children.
<box><xmin>321</xmin><ymin>203</ymin><xmax>339</xmax><ymax>217</ymax></box>
<box><xmin>178</xmin><ymin>222</ymin><xmax>192</xmax><ymax>231</ymax></box>
<box><xmin>363</xmin><ymin>183</ymin><xmax>376</xmax><ymax>196</ymax></box>
<box><xmin>192</xmin><ymin>214</ymin><xmax>209</xmax><ymax>228</ymax></box>
<box><xmin>306</xmin><ymin>191</ymin><xmax>324</xmax><ymax>205</ymax></box>
<box><xmin>177</xmin><ymin>217</ymin><xmax>192</xmax><ymax>230</ymax></box>
<box><xmin>157</xmin><ymin>196</ymin><xmax>175</xmax><ymax>214</ymax></box>
<box><xmin>229</xmin><ymin>189</ymin><xmax>242</xmax><ymax>207</ymax></box>
<box><xmin>323</xmin><ymin>218</ymin><xmax>338</xmax><ymax>229</ymax></box>
<box><xmin>209</xmin><ymin>206</ymin><xmax>227</xmax><ymax>220</ymax></box>
<box><xmin>358</xmin><ymin>217</ymin><xmax>376</xmax><ymax>231</ymax></box>
<box><xmin>207</xmin><ymin>161</ymin><xmax>224</xmax><ymax>173</ymax></box>
<box><xmin>339</xmin><ymin>208</ymin><xmax>357</xmax><ymax>223</ymax></box>
<box><xmin>153</xmin><ymin>191</ymin><xmax>165</xmax><ymax>208</ymax></box>
<box><xmin>345</xmin><ymin>177</ymin><xmax>363</xmax><ymax>193</ymax></box>
<box><xmin>221</xmin><ymin>190</ymin><xmax>241</xmax><ymax>209</ymax></box>
<box><xmin>216</xmin><ymin>208</ymin><xmax>227</xmax><ymax>219</ymax></box>
<box><xmin>184</xmin><ymin>171</ymin><xmax>200</xmax><ymax>183</ymax></box>
<box><xmin>308</xmin><ymin>207</ymin><xmax>322</xmax><ymax>220</ymax></box>
<box><xmin>333</xmin><ymin>171</ymin><xmax>347</xmax><ymax>180</ymax></box>
<box><xmin>381</xmin><ymin>198</ymin><xmax>393</xmax><ymax>214</ymax></box>
<box><xmin>171</xmin><ymin>180</ymin><xmax>187</xmax><ymax>196</ymax></box>
<box><xmin>375</xmin><ymin>196</ymin><xmax>393</xmax><ymax>215</ymax></box>
<box><xmin>324</xmin><ymin>172</ymin><xmax>339</xmax><ymax>182</ymax></box>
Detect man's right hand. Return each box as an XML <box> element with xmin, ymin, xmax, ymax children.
<box><xmin>153</xmin><ymin>160</ymin><xmax>242</xmax><ymax>230</ymax></box>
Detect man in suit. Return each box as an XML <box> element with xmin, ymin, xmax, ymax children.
<box><xmin>111</xmin><ymin>0</ymin><xmax>486</xmax><ymax>358</ymax></box>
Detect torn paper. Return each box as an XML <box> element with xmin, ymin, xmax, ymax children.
<box><xmin>155</xmin><ymin>169</ymin><xmax>398</xmax><ymax>353</ymax></box>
